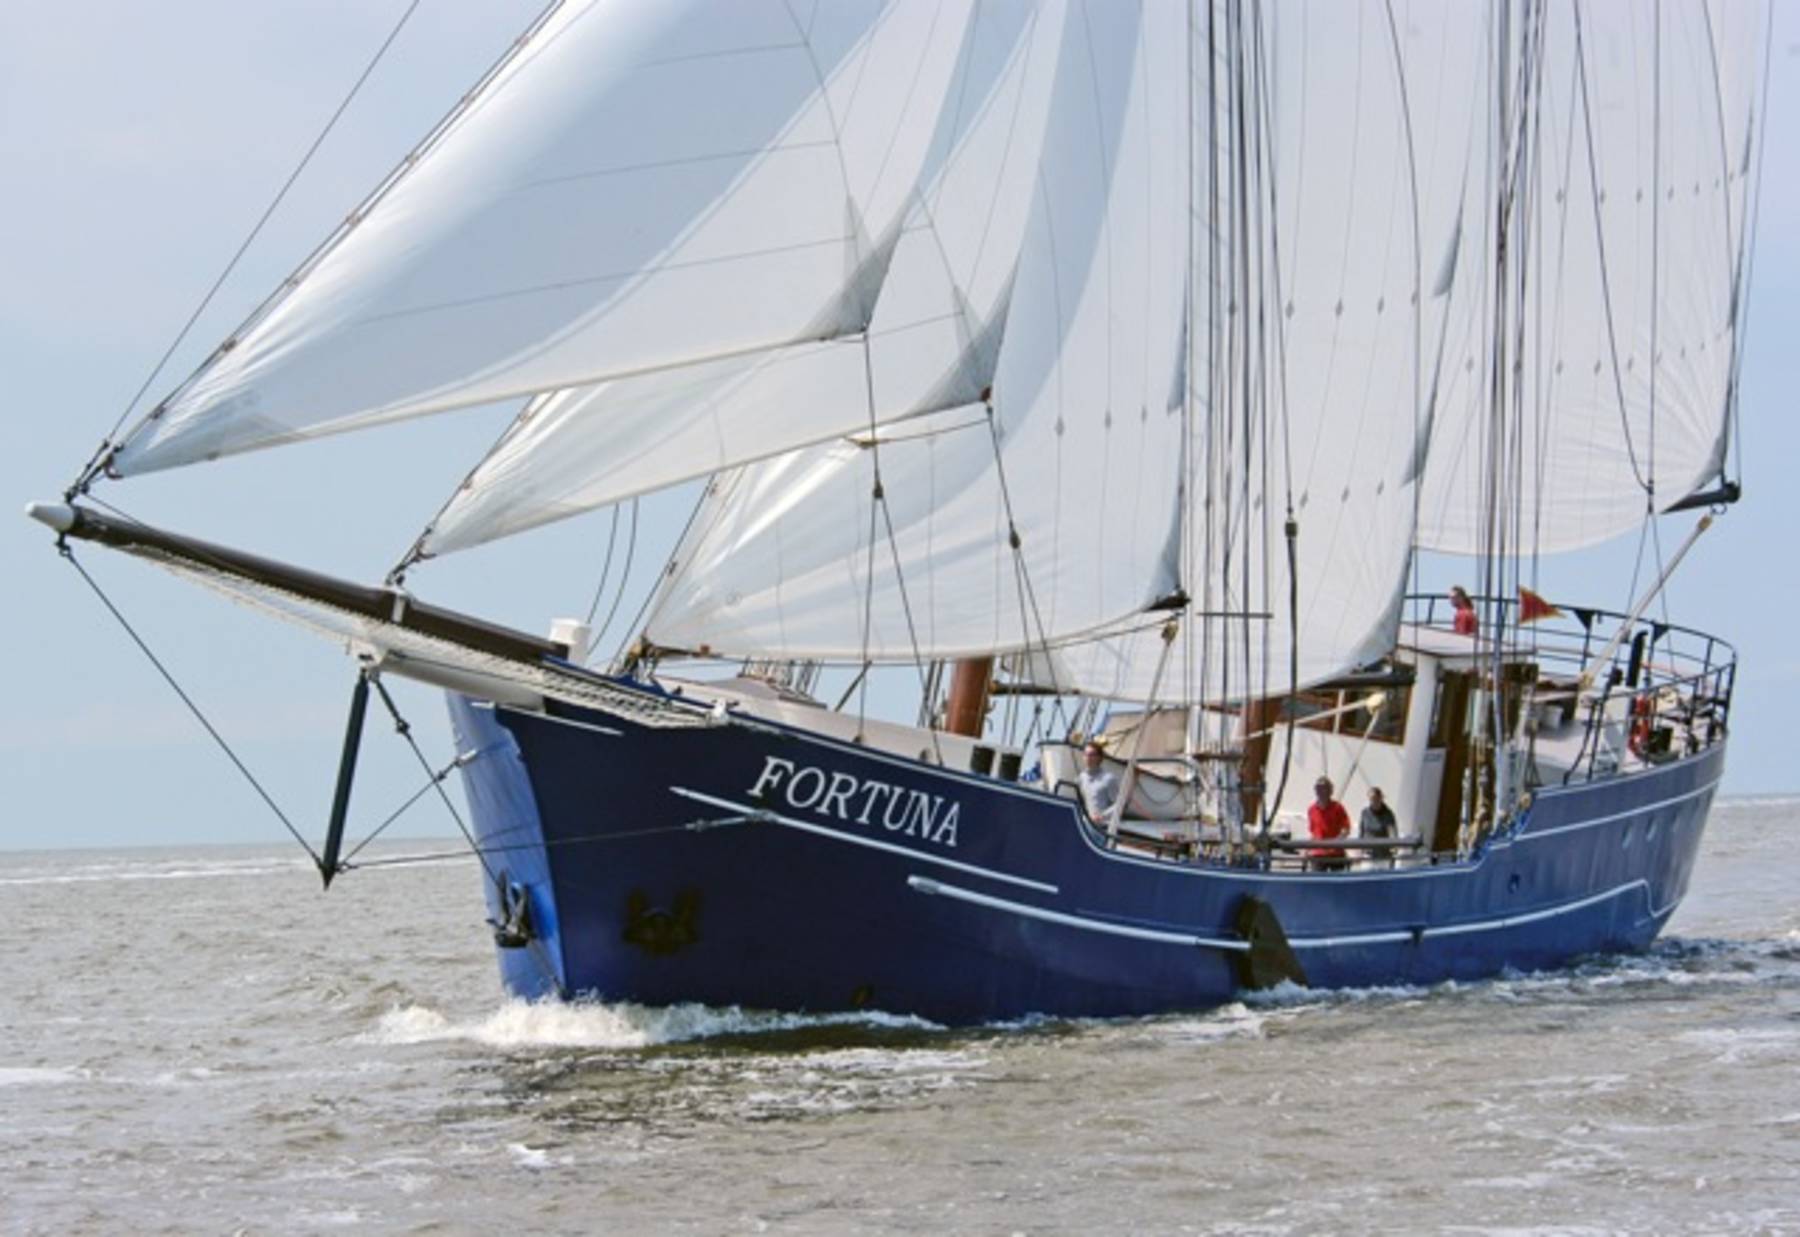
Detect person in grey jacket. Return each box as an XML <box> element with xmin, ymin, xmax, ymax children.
<box><xmin>1360</xmin><ymin>786</ymin><xmax>1398</xmax><ymax>839</ymax></box>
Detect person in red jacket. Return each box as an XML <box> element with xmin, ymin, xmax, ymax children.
<box><xmin>1307</xmin><ymin>776</ymin><xmax>1351</xmax><ymax>870</ymax></box>
<box><xmin>1450</xmin><ymin>585</ymin><xmax>1478</xmax><ymax>636</ymax></box>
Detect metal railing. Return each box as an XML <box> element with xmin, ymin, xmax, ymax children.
<box><xmin>1403</xmin><ymin>593</ymin><xmax>1735</xmax><ymax>784</ymax></box>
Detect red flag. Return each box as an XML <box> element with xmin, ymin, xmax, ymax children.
<box><xmin>1518</xmin><ymin>586</ymin><xmax>1563</xmax><ymax>624</ymax></box>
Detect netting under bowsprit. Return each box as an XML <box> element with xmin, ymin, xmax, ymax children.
<box><xmin>140</xmin><ymin>548</ymin><xmax>713</xmax><ymax>730</ymax></box>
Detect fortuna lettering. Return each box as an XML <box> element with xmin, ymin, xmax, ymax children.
<box><xmin>746</xmin><ymin>756</ymin><xmax>961</xmax><ymax>849</ymax></box>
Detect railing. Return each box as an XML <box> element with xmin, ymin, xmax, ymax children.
<box><xmin>1402</xmin><ymin>593</ymin><xmax>1736</xmax><ymax>784</ymax></box>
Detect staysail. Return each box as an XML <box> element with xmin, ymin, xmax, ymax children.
<box><xmin>417</xmin><ymin>0</ymin><xmax>1058</xmax><ymax>557</ymax></box>
<box><xmin>109</xmin><ymin>0</ymin><xmax>985</xmax><ymax>475</ymax></box>
<box><xmin>642</xmin><ymin>0</ymin><xmax>1190</xmax><ymax>663</ymax></box>
<box><xmin>646</xmin><ymin>2</ymin><xmax>1486</xmax><ymax>701</ymax></box>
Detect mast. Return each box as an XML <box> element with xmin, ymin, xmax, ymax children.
<box><xmin>943</xmin><ymin>658</ymin><xmax>994</xmax><ymax>739</ymax></box>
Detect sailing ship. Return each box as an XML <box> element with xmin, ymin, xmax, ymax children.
<box><xmin>29</xmin><ymin>0</ymin><xmax>1768</xmax><ymax>1023</ymax></box>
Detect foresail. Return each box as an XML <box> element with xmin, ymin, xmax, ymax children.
<box><xmin>111</xmin><ymin>0</ymin><xmax>979</xmax><ymax>476</ymax></box>
<box><xmin>419</xmin><ymin>0</ymin><xmax>1053</xmax><ymax>557</ymax></box>
<box><xmin>1415</xmin><ymin>2</ymin><xmax>1765</xmax><ymax>556</ymax></box>
<box><xmin>644</xmin><ymin>0</ymin><xmax>1188</xmax><ymax>663</ymax></box>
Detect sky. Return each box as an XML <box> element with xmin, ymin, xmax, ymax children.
<box><xmin>2</xmin><ymin>2</ymin><xmax>1797</xmax><ymax>853</ymax></box>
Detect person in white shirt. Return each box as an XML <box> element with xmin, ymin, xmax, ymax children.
<box><xmin>1078</xmin><ymin>740</ymin><xmax>1120</xmax><ymax>822</ymax></box>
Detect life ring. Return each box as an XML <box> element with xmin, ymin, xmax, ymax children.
<box><xmin>1628</xmin><ymin>693</ymin><xmax>1652</xmax><ymax>758</ymax></box>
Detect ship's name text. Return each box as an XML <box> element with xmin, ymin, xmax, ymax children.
<box><xmin>747</xmin><ymin>756</ymin><xmax>960</xmax><ymax>849</ymax></box>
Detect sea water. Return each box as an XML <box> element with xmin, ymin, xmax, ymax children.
<box><xmin>2</xmin><ymin>798</ymin><xmax>1796</xmax><ymax>1234</ymax></box>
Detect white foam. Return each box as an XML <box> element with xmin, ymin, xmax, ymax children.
<box><xmin>1148</xmin><ymin>1001</ymin><xmax>1272</xmax><ymax>1042</ymax></box>
<box><xmin>290</xmin><ymin>1209</ymin><xmax>363</xmax><ymax>1228</ymax></box>
<box><xmin>0</xmin><ymin>1066</ymin><xmax>83</xmax><ymax>1087</ymax></box>
<box><xmin>1676</xmin><ymin>1026</ymin><xmax>1800</xmax><ymax>1064</ymax></box>
<box><xmin>507</xmin><ymin>1143</ymin><xmax>559</xmax><ymax>1170</ymax></box>
<box><xmin>0</xmin><ymin>856</ymin><xmax>313</xmax><ymax>887</ymax></box>
<box><xmin>367</xmin><ymin>998</ymin><xmax>937</xmax><ymax>1050</ymax></box>
<box><xmin>1242</xmin><ymin>978</ymin><xmax>1432</xmax><ymax>1009</ymax></box>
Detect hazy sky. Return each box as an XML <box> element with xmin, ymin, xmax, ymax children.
<box><xmin>3</xmin><ymin>2</ymin><xmax>1797</xmax><ymax>853</ymax></box>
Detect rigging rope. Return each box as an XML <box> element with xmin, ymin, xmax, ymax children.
<box><xmin>982</xmin><ymin>405</ymin><xmax>1065</xmax><ymax>702</ymax></box>
<box><xmin>338</xmin><ymin>750</ymin><xmax>474</xmax><ymax>868</ymax></box>
<box><xmin>590</xmin><ymin>496</ymin><xmax>640</xmax><ymax>663</ymax></box>
<box><xmin>1725</xmin><ymin>0</ymin><xmax>1776</xmax><ymax>490</ymax></box>
<box><xmin>58</xmin><ymin>535</ymin><xmax>561</xmax><ymax>990</ymax></box>
<box><xmin>364</xmin><ymin>676</ymin><xmax>564</xmax><ymax>992</ymax></box>
<box><xmin>343</xmin><ymin>813</ymin><xmax>758</xmax><ymax>872</ymax></box>
<box><xmin>57</xmin><ymin>544</ymin><xmax>321</xmax><ymax>866</ymax></box>
<box><xmin>582</xmin><ymin>503</ymin><xmax>624</xmax><ymax>626</ymax></box>
<box><xmin>1569</xmin><ymin>4</ymin><xmax>1651</xmax><ymax>497</ymax></box>
<box><xmin>69</xmin><ymin>0</ymin><xmax>426</xmax><ymax>499</ymax></box>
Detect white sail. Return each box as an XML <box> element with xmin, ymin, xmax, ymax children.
<box><xmin>645</xmin><ymin>0</ymin><xmax>1189</xmax><ymax>662</ymax></box>
<box><xmin>91</xmin><ymin>0</ymin><xmax>1768</xmax><ymax>707</ymax></box>
<box><xmin>1415</xmin><ymin>1</ymin><xmax>1764</xmax><ymax>555</ymax></box>
<box><xmin>112</xmin><ymin>0</ymin><xmax>980</xmax><ymax>476</ymax></box>
<box><xmin>419</xmin><ymin>0</ymin><xmax>1055</xmax><ymax>557</ymax></box>
<box><xmin>1053</xmin><ymin>2</ymin><xmax>1491</xmax><ymax>702</ymax></box>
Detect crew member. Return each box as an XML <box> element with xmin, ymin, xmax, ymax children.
<box><xmin>1450</xmin><ymin>586</ymin><xmax>1478</xmax><ymax>636</ymax></box>
<box><xmin>1360</xmin><ymin>786</ymin><xmax>1398</xmax><ymax>839</ymax></box>
<box><xmin>1307</xmin><ymin>775</ymin><xmax>1351</xmax><ymax>870</ymax></box>
<box><xmin>1079</xmin><ymin>740</ymin><xmax>1121</xmax><ymax>823</ymax></box>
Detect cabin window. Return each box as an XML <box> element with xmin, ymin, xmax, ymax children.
<box><xmin>1341</xmin><ymin>686</ymin><xmax>1410</xmax><ymax>744</ymax></box>
<box><xmin>1281</xmin><ymin>690</ymin><xmax>1343</xmax><ymax>733</ymax></box>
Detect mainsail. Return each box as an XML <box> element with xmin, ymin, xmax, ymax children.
<box><xmin>1052</xmin><ymin>2</ymin><xmax>1493</xmax><ymax>702</ymax></box>
<box><xmin>1414</xmin><ymin>1</ymin><xmax>1765</xmax><ymax>555</ymax></box>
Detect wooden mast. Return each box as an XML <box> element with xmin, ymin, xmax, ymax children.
<box><xmin>942</xmin><ymin>657</ymin><xmax>993</xmax><ymax>737</ymax></box>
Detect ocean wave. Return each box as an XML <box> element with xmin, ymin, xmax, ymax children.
<box><xmin>0</xmin><ymin>1066</ymin><xmax>85</xmax><ymax>1087</ymax></box>
<box><xmin>367</xmin><ymin>998</ymin><xmax>938</xmax><ymax>1050</ymax></box>
<box><xmin>1241</xmin><ymin>978</ymin><xmax>1433</xmax><ymax>1008</ymax></box>
<box><xmin>1675</xmin><ymin>1026</ymin><xmax>1800</xmax><ymax>1065</ymax></box>
<box><xmin>1142</xmin><ymin>1001</ymin><xmax>1276</xmax><ymax>1042</ymax></box>
<box><xmin>0</xmin><ymin>857</ymin><xmax>313</xmax><ymax>887</ymax></box>
<box><xmin>1714</xmin><ymin>794</ymin><xmax>1800</xmax><ymax>809</ymax></box>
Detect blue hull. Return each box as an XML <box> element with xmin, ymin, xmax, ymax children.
<box><xmin>449</xmin><ymin>689</ymin><xmax>1722</xmax><ymax>1025</ymax></box>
